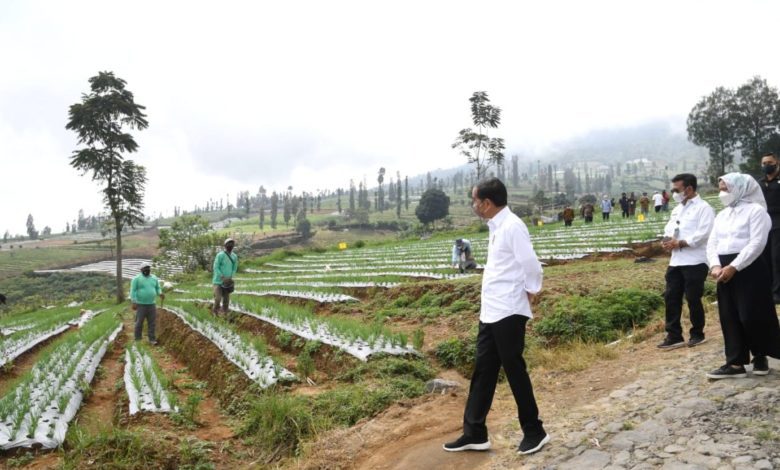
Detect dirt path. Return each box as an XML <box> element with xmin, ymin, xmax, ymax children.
<box><xmin>303</xmin><ymin>307</ymin><xmax>780</xmax><ymax>470</ymax></box>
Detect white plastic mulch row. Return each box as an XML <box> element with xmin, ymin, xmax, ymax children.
<box><xmin>0</xmin><ymin>324</ymin><xmax>73</xmax><ymax>369</ymax></box>
<box><xmin>228</xmin><ymin>301</ymin><xmax>418</xmax><ymax>362</ymax></box>
<box><xmin>67</xmin><ymin>309</ymin><xmax>106</xmax><ymax>329</ymax></box>
<box><xmin>0</xmin><ymin>309</ymin><xmax>103</xmax><ymax>366</ymax></box>
<box><xmin>235</xmin><ymin>271</ymin><xmax>477</xmax><ymax>282</ymax></box>
<box><xmin>235</xmin><ymin>290</ymin><xmax>358</xmax><ymax>303</ymax></box>
<box><xmin>0</xmin><ymin>324</ymin><xmax>122</xmax><ymax>450</ymax></box>
<box><xmin>34</xmin><ymin>259</ymin><xmax>182</xmax><ymax>280</ymax></box>
<box><xmin>124</xmin><ymin>345</ymin><xmax>176</xmax><ymax>415</ymax></box>
<box><xmin>249</xmin><ymin>262</ymin><xmax>455</xmax><ymax>273</ymax></box>
<box><xmin>164</xmin><ymin>305</ymin><xmax>295</xmax><ymax>387</ymax></box>
<box><xmin>1</xmin><ymin>325</ymin><xmax>36</xmax><ymax>337</ymax></box>
<box><xmin>207</xmin><ymin>281</ymin><xmax>400</xmax><ymax>289</ymax></box>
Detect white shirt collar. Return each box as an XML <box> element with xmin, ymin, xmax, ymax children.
<box><xmin>487</xmin><ymin>206</ymin><xmax>511</xmax><ymax>230</ymax></box>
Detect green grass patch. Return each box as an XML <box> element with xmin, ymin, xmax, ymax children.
<box><xmin>534</xmin><ymin>288</ymin><xmax>663</xmax><ymax>343</ymax></box>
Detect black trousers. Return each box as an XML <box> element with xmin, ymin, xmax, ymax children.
<box><xmin>664</xmin><ymin>264</ymin><xmax>708</xmax><ymax>341</ymax></box>
<box><xmin>761</xmin><ymin>228</ymin><xmax>780</xmax><ymax>301</ymax></box>
<box><xmin>602</xmin><ymin>212</ymin><xmax>610</xmax><ymax>221</ymax></box>
<box><xmin>621</xmin><ymin>209</ymin><xmax>629</xmax><ymax>218</ymax></box>
<box><xmin>463</xmin><ymin>315</ymin><xmax>543</xmax><ymax>440</ymax></box>
<box><xmin>564</xmin><ymin>220</ymin><xmax>572</xmax><ymax>227</ymax></box>
<box><xmin>717</xmin><ymin>254</ymin><xmax>780</xmax><ymax>365</ymax></box>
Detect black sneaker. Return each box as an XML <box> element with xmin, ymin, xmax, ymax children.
<box><xmin>518</xmin><ymin>433</ymin><xmax>550</xmax><ymax>455</ymax></box>
<box><xmin>443</xmin><ymin>435</ymin><xmax>491</xmax><ymax>452</ymax></box>
<box><xmin>687</xmin><ymin>336</ymin><xmax>707</xmax><ymax>348</ymax></box>
<box><xmin>657</xmin><ymin>337</ymin><xmax>686</xmax><ymax>350</ymax></box>
<box><xmin>752</xmin><ymin>356</ymin><xmax>770</xmax><ymax>376</ymax></box>
<box><xmin>706</xmin><ymin>364</ymin><xmax>747</xmax><ymax>379</ymax></box>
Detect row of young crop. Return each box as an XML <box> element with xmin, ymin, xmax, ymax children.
<box><xmin>124</xmin><ymin>343</ymin><xmax>176</xmax><ymax>415</ymax></box>
<box><xmin>0</xmin><ymin>312</ymin><xmax>122</xmax><ymax>449</ymax></box>
<box><xmin>171</xmin><ymin>294</ymin><xmax>416</xmax><ymax>362</ymax></box>
<box><xmin>164</xmin><ymin>301</ymin><xmax>296</xmax><ymax>387</ymax></box>
<box><xmin>0</xmin><ymin>307</ymin><xmax>110</xmax><ymax>369</ymax></box>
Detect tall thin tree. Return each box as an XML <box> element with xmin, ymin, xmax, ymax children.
<box><xmin>66</xmin><ymin>71</ymin><xmax>148</xmax><ymax>303</ymax></box>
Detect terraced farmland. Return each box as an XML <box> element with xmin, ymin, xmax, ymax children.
<box><xmin>0</xmin><ymin>199</ymin><xmax>718</xmax><ymax>468</ymax></box>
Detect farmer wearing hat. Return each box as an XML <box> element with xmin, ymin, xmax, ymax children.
<box><xmin>452</xmin><ymin>239</ymin><xmax>477</xmax><ymax>273</ymax></box>
<box><xmin>130</xmin><ymin>261</ymin><xmax>164</xmax><ymax>345</ymax></box>
<box><xmin>212</xmin><ymin>238</ymin><xmax>238</xmax><ymax>315</ymax></box>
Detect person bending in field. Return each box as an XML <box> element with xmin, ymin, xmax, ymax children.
<box><xmin>452</xmin><ymin>238</ymin><xmax>477</xmax><ymax>272</ymax></box>
<box><xmin>0</xmin><ymin>293</ymin><xmax>6</xmax><ymax>305</ymax></box>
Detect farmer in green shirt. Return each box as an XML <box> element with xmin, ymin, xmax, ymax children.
<box><xmin>130</xmin><ymin>261</ymin><xmax>164</xmax><ymax>345</ymax></box>
<box><xmin>212</xmin><ymin>238</ymin><xmax>238</xmax><ymax>315</ymax></box>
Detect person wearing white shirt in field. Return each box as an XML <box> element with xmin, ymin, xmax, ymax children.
<box><xmin>444</xmin><ymin>177</ymin><xmax>549</xmax><ymax>456</ymax></box>
<box><xmin>658</xmin><ymin>174</ymin><xmax>715</xmax><ymax>350</ymax></box>
<box><xmin>705</xmin><ymin>173</ymin><xmax>780</xmax><ymax>379</ymax></box>
<box><xmin>653</xmin><ymin>191</ymin><xmax>664</xmax><ymax>214</ymax></box>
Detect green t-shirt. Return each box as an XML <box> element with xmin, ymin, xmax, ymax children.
<box><xmin>212</xmin><ymin>250</ymin><xmax>238</xmax><ymax>285</ymax></box>
<box><xmin>130</xmin><ymin>274</ymin><xmax>161</xmax><ymax>305</ymax></box>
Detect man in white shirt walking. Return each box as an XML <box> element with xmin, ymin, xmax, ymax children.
<box><xmin>444</xmin><ymin>178</ymin><xmax>549</xmax><ymax>456</ymax></box>
<box><xmin>658</xmin><ymin>174</ymin><xmax>715</xmax><ymax>350</ymax></box>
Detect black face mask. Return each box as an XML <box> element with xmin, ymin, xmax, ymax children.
<box><xmin>142</xmin><ymin>270</ymin><xmax>151</xmax><ymax>277</ymax></box>
<box><xmin>763</xmin><ymin>164</ymin><xmax>778</xmax><ymax>175</ymax></box>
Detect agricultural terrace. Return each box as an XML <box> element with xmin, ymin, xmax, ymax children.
<box><xmin>0</xmin><ymin>196</ymin><xmax>722</xmax><ymax>468</ymax></box>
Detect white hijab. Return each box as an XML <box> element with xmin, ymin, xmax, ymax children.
<box><xmin>719</xmin><ymin>172</ymin><xmax>767</xmax><ymax>209</ymax></box>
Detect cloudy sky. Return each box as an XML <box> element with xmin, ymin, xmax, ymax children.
<box><xmin>1</xmin><ymin>0</ymin><xmax>779</xmax><ymax>235</ymax></box>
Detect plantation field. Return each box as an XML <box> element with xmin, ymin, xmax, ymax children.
<box><xmin>0</xmin><ymin>231</ymin><xmax>159</xmax><ymax>281</ymax></box>
<box><xmin>0</xmin><ymin>196</ymin><xmax>726</xmax><ymax>468</ymax></box>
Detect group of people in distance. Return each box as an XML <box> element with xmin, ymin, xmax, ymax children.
<box><xmin>562</xmin><ymin>190</ymin><xmax>671</xmax><ymax>226</ymax></box>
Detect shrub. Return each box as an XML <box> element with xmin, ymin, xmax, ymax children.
<box><xmin>276</xmin><ymin>330</ymin><xmax>293</xmax><ymax>349</ymax></box>
<box><xmin>534</xmin><ymin>288</ymin><xmax>663</xmax><ymax>343</ymax></box>
<box><xmin>448</xmin><ymin>299</ymin><xmax>473</xmax><ymax>313</ymax></box>
<box><xmin>239</xmin><ymin>393</ymin><xmax>317</xmax><ymax>456</ymax></box>
<box><xmin>414</xmin><ymin>292</ymin><xmax>442</xmax><ymax>308</ymax></box>
<box><xmin>391</xmin><ymin>295</ymin><xmax>412</xmax><ymax>308</ymax></box>
<box><xmin>434</xmin><ymin>337</ymin><xmax>475</xmax><ymax>372</ymax></box>
<box><xmin>412</xmin><ymin>329</ymin><xmax>425</xmax><ymax>350</ymax></box>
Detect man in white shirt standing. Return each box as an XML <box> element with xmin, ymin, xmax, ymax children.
<box><xmin>658</xmin><ymin>174</ymin><xmax>715</xmax><ymax>350</ymax></box>
<box><xmin>444</xmin><ymin>178</ymin><xmax>549</xmax><ymax>456</ymax></box>
<box><xmin>653</xmin><ymin>191</ymin><xmax>664</xmax><ymax>214</ymax></box>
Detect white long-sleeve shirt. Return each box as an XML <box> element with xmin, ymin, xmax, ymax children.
<box><xmin>706</xmin><ymin>202</ymin><xmax>771</xmax><ymax>271</ymax></box>
<box><xmin>663</xmin><ymin>196</ymin><xmax>715</xmax><ymax>267</ymax></box>
<box><xmin>480</xmin><ymin>206</ymin><xmax>543</xmax><ymax>323</ymax></box>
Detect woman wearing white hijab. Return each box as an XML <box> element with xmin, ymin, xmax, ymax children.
<box><xmin>706</xmin><ymin>173</ymin><xmax>780</xmax><ymax>379</ymax></box>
